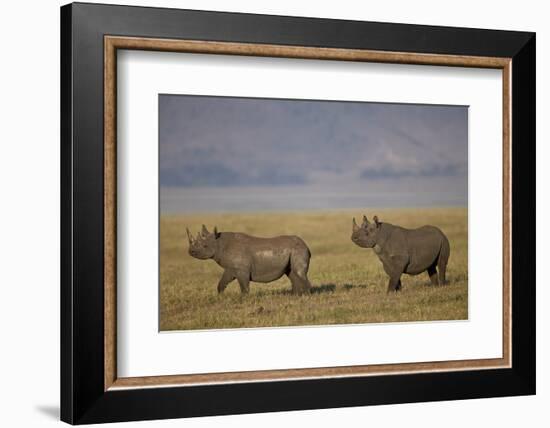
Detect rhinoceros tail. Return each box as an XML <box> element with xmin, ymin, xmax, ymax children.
<box><xmin>437</xmin><ymin>235</ymin><xmax>450</xmax><ymax>285</ymax></box>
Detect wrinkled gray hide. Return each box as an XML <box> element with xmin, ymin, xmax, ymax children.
<box><xmin>351</xmin><ymin>215</ymin><xmax>450</xmax><ymax>292</ymax></box>
<box><xmin>187</xmin><ymin>225</ymin><xmax>312</xmax><ymax>295</ymax></box>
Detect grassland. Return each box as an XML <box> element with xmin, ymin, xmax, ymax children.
<box><xmin>160</xmin><ymin>208</ymin><xmax>467</xmax><ymax>331</ymax></box>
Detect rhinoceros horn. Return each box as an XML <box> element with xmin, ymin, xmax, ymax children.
<box><xmin>201</xmin><ymin>224</ymin><xmax>209</xmax><ymax>237</ymax></box>
<box><xmin>352</xmin><ymin>217</ymin><xmax>360</xmax><ymax>232</ymax></box>
<box><xmin>362</xmin><ymin>215</ymin><xmax>370</xmax><ymax>227</ymax></box>
<box><xmin>186</xmin><ymin>227</ymin><xmax>194</xmax><ymax>244</ymax></box>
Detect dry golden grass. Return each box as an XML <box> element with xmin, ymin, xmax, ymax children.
<box><xmin>160</xmin><ymin>208</ymin><xmax>467</xmax><ymax>331</ymax></box>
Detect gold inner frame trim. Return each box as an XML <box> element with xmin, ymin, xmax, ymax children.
<box><xmin>104</xmin><ymin>35</ymin><xmax>512</xmax><ymax>391</ymax></box>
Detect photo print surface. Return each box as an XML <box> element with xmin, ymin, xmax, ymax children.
<box><xmin>159</xmin><ymin>94</ymin><xmax>468</xmax><ymax>331</ymax></box>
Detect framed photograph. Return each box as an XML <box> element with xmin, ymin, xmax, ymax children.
<box><xmin>61</xmin><ymin>2</ymin><xmax>535</xmax><ymax>424</ymax></box>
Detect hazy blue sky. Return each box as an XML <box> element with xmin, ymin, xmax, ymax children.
<box><xmin>159</xmin><ymin>94</ymin><xmax>467</xmax><ymax>213</ymax></box>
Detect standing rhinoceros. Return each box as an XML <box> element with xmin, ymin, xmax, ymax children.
<box><xmin>351</xmin><ymin>215</ymin><xmax>450</xmax><ymax>292</ymax></box>
<box><xmin>186</xmin><ymin>225</ymin><xmax>312</xmax><ymax>295</ymax></box>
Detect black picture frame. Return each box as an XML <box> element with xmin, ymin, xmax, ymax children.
<box><xmin>61</xmin><ymin>2</ymin><xmax>535</xmax><ymax>424</ymax></box>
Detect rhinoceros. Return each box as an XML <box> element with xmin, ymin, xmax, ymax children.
<box><xmin>186</xmin><ymin>225</ymin><xmax>312</xmax><ymax>295</ymax></box>
<box><xmin>351</xmin><ymin>215</ymin><xmax>450</xmax><ymax>292</ymax></box>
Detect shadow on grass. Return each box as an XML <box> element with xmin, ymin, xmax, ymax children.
<box><xmin>342</xmin><ymin>283</ymin><xmax>369</xmax><ymax>291</ymax></box>
<box><xmin>256</xmin><ymin>283</ymin><xmax>337</xmax><ymax>297</ymax></box>
<box><xmin>310</xmin><ymin>283</ymin><xmax>336</xmax><ymax>294</ymax></box>
<box><xmin>255</xmin><ymin>282</ymin><xmax>375</xmax><ymax>297</ymax></box>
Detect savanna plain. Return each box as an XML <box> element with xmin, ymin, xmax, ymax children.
<box><xmin>160</xmin><ymin>208</ymin><xmax>467</xmax><ymax>331</ymax></box>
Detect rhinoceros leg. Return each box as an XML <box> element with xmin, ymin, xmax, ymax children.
<box><xmin>288</xmin><ymin>271</ymin><xmax>311</xmax><ymax>295</ymax></box>
<box><xmin>235</xmin><ymin>271</ymin><xmax>250</xmax><ymax>294</ymax></box>
<box><xmin>427</xmin><ymin>263</ymin><xmax>439</xmax><ymax>286</ymax></box>
<box><xmin>217</xmin><ymin>269</ymin><xmax>235</xmax><ymax>294</ymax></box>
<box><xmin>288</xmin><ymin>250</ymin><xmax>312</xmax><ymax>295</ymax></box>
<box><xmin>438</xmin><ymin>263</ymin><xmax>448</xmax><ymax>285</ymax></box>
<box><xmin>386</xmin><ymin>256</ymin><xmax>407</xmax><ymax>293</ymax></box>
<box><xmin>387</xmin><ymin>275</ymin><xmax>402</xmax><ymax>293</ymax></box>
<box><xmin>438</xmin><ymin>235</ymin><xmax>450</xmax><ymax>285</ymax></box>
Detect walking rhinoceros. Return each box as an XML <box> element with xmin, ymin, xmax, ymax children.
<box><xmin>351</xmin><ymin>215</ymin><xmax>450</xmax><ymax>292</ymax></box>
<box><xmin>186</xmin><ymin>225</ymin><xmax>312</xmax><ymax>295</ymax></box>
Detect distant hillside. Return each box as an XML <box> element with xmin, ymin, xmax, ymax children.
<box><xmin>159</xmin><ymin>95</ymin><xmax>468</xmax><ymax>190</ymax></box>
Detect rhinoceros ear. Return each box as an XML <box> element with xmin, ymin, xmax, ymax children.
<box><xmin>201</xmin><ymin>224</ymin><xmax>209</xmax><ymax>236</ymax></box>
<box><xmin>362</xmin><ymin>215</ymin><xmax>370</xmax><ymax>227</ymax></box>
<box><xmin>186</xmin><ymin>227</ymin><xmax>193</xmax><ymax>243</ymax></box>
<box><xmin>373</xmin><ymin>215</ymin><xmax>380</xmax><ymax>228</ymax></box>
<box><xmin>352</xmin><ymin>218</ymin><xmax>360</xmax><ymax>232</ymax></box>
<box><xmin>213</xmin><ymin>226</ymin><xmax>220</xmax><ymax>238</ymax></box>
